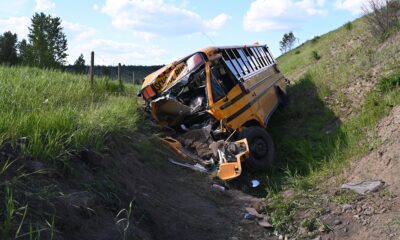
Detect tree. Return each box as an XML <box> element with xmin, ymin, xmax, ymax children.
<box><xmin>73</xmin><ymin>54</ymin><xmax>86</xmax><ymax>74</ymax></box>
<box><xmin>363</xmin><ymin>0</ymin><xmax>400</xmax><ymax>38</ymax></box>
<box><xmin>22</xmin><ymin>12</ymin><xmax>68</xmax><ymax>68</ymax></box>
<box><xmin>0</xmin><ymin>31</ymin><xmax>19</xmax><ymax>65</ymax></box>
<box><xmin>18</xmin><ymin>39</ymin><xmax>33</xmax><ymax>66</ymax></box>
<box><xmin>279</xmin><ymin>31</ymin><xmax>297</xmax><ymax>54</ymax></box>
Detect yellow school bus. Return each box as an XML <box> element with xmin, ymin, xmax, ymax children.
<box><xmin>140</xmin><ymin>44</ymin><xmax>288</xmax><ymax>176</ymax></box>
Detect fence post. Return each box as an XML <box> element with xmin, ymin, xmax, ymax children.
<box><xmin>118</xmin><ymin>63</ymin><xmax>122</xmax><ymax>88</ymax></box>
<box><xmin>90</xmin><ymin>51</ymin><xmax>94</xmax><ymax>87</ymax></box>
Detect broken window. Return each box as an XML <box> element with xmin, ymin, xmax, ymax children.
<box><xmin>210</xmin><ymin>60</ymin><xmax>237</xmax><ymax>102</ymax></box>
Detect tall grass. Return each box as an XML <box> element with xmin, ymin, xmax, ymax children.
<box><xmin>0</xmin><ymin>66</ymin><xmax>139</xmax><ymax>164</ymax></box>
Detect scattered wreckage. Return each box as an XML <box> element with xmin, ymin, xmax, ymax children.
<box><xmin>139</xmin><ymin>44</ymin><xmax>289</xmax><ymax>180</ymax></box>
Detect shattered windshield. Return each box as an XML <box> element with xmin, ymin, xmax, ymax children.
<box><xmin>151</xmin><ymin>53</ymin><xmax>209</xmax><ymax>129</ymax></box>
<box><xmin>163</xmin><ymin>53</ymin><xmax>206</xmax><ymax>96</ymax></box>
<box><xmin>176</xmin><ymin>53</ymin><xmax>205</xmax><ymax>83</ymax></box>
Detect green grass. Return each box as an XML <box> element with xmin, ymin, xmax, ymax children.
<box><xmin>277</xmin><ymin>18</ymin><xmax>399</xmax><ymax>93</ymax></box>
<box><xmin>0</xmin><ymin>66</ymin><xmax>140</xmax><ymax>165</ymax></box>
<box><xmin>263</xmin><ymin>16</ymin><xmax>400</xmax><ymax>234</ymax></box>
<box><xmin>0</xmin><ymin>65</ymin><xmax>140</xmax><ymax>238</ymax></box>
<box><xmin>265</xmin><ymin>71</ymin><xmax>400</xmax><ymax>232</ymax></box>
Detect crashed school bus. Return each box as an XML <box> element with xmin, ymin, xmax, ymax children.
<box><xmin>139</xmin><ymin>44</ymin><xmax>289</xmax><ymax>181</ymax></box>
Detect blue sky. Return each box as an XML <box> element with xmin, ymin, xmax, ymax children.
<box><xmin>0</xmin><ymin>0</ymin><xmax>367</xmax><ymax>65</ymax></box>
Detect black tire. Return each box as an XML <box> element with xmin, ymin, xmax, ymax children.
<box><xmin>238</xmin><ymin>126</ymin><xmax>274</xmax><ymax>171</ymax></box>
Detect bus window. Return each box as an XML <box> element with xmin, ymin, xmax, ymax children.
<box><xmin>210</xmin><ymin>59</ymin><xmax>237</xmax><ymax>102</ymax></box>
<box><xmin>222</xmin><ymin>51</ymin><xmax>240</xmax><ymax>78</ymax></box>
<box><xmin>231</xmin><ymin>49</ymin><xmax>249</xmax><ymax>75</ymax></box>
<box><xmin>238</xmin><ymin>49</ymin><xmax>254</xmax><ymax>72</ymax></box>
<box><xmin>247</xmin><ymin>48</ymin><xmax>261</xmax><ymax>69</ymax></box>
<box><xmin>244</xmin><ymin>48</ymin><xmax>258</xmax><ymax>71</ymax></box>
<box><xmin>226</xmin><ymin>49</ymin><xmax>245</xmax><ymax>77</ymax></box>
<box><xmin>252</xmin><ymin>47</ymin><xmax>267</xmax><ymax>67</ymax></box>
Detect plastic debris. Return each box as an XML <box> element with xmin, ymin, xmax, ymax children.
<box><xmin>250</xmin><ymin>179</ymin><xmax>260</xmax><ymax>188</ymax></box>
<box><xmin>341</xmin><ymin>180</ymin><xmax>384</xmax><ymax>195</ymax></box>
<box><xmin>212</xmin><ymin>184</ymin><xmax>225</xmax><ymax>192</ymax></box>
<box><xmin>244</xmin><ymin>213</ymin><xmax>256</xmax><ymax>220</ymax></box>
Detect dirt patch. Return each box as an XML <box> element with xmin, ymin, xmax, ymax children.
<box><xmin>1</xmin><ymin>130</ymin><xmax>277</xmax><ymax>240</ymax></box>
<box><xmin>344</xmin><ymin>106</ymin><xmax>400</xmax><ymax>194</ymax></box>
<box><xmin>320</xmin><ymin>106</ymin><xmax>400</xmax><ymax>240</ymax></box>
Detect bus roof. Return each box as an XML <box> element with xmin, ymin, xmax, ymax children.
<box><xmin>141</xmin><ymin>44</ymin><xmax>268</xmax><ymax>89</ymax></box>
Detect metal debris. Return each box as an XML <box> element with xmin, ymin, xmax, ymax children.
<box><xmin>168</xmin><ymin>158</ymin><xmax>208</xmax><ymax>173</ymax></box>
<box><xmin>211</xmin><ymin>183</ymin><xmax>225</xmax><ymax>192</ymax></box>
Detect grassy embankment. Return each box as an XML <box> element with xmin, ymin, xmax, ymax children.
<box><xmin>0</xmin><ymin>66</ymin><xmax>140</xmax><ymax>239</ymax></box>
<box><xmin>262</xmin><ymin>18</ymin><xmax>400</xmax><ymax>233</ymax></box>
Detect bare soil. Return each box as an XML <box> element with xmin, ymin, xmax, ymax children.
<box><xmin>315</xmin><ymin>106</ymin><xmax>400</xmax><ymax>240</ymax></box>
<box><xmin>54</xmin><ymin>134</ymin><xmax>274</xmax><ymax>240</ymax></box>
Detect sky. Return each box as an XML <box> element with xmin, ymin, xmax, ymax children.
<box><xmin>0</xmin><ymin>0</ymin><xmax>368</xmax><ymax>66</ymax></box>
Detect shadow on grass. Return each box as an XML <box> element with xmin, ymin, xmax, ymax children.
<box><xmin>263</xmin><ymin>74</ymin><xmax>347</xmax><ymax>192</ymax></box>
<box><xmin>227</xmin><ymin>74</ymin><xmax>346</xmax><ymax>196</ymax></box>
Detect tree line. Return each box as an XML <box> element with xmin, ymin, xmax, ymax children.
<box><xmin>0</xmin><ymin>13</ymin><xmax>67</xmax><ymax>68</ymax></box>
<box><xmin>0</xmin><ymin>12</ymin><xmax>162</xmax><ymax>82</ymax></box>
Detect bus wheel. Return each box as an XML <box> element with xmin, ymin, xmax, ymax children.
<box><xmin>238</xmin><ymin>127</ymin><xmax>274</xmax><ymax>171</ymax></box>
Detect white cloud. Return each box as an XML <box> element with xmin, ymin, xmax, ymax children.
<box><xmin>0</xmin><ymin>17</ymin><xmax>30</xmax><ymax>39</ymax></box>
<box><xmin>205</xmin><ymin>13</ymin><xmax>231</xmax><ymax>30</ymax></box>
<box><xmin>243</xmin><ymin>0</ymin><xmax>327</xmax><ymax>32</ymax></box>
<box><xmin>35</xmin><ymin>0</ymin><xmax>56</xmax><ymax>12</ymax></box>
<box><xmin>68</xmin><ymin>39</ymin><xmax>168</xmax><ymax>65</ymax></box>
<box><xmin>100</xmin><ymin>0</ymin><xmax>230</xmax><ymax>37</ymax></box>
<box><xmin>335</xmin><ymin>0</ymin><xmax>366</xmax><ymax>15</ymax></box>
<box><xmin>62</xmin><ymin>21</ymin><xmax>97</xmax><ymax>42</ymax></box>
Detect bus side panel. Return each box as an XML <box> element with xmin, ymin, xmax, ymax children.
<box><xmin>240</xmin><ymin>66</ymin><xmax>280</xmax><ymax>125</ymax></box>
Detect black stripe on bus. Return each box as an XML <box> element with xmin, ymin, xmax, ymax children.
<box><xmin>226</xmin><ymin>77</ymin><xmax>283</xmax><ymax>123</ymax></box>
<box><xmin>220</xmin><ymin>67</ymin><xmax>277</xmax><ymax>110</ymax></box>
<box><xmin>220</xmin><ymin>91</ymin><xmax>246</xmax><ymax>110</ymax></box>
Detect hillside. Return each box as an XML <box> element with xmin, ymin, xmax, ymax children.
<box><xmin>0</xmin><ymin>16</ymin><xmax>399</xmax><ymax>240</ymax></box>
<box><xmin>265</xmin><ymin>17</ymin><xmax>400</xmax><ymax>239</ymax></box>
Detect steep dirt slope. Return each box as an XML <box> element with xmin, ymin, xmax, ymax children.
<box><xmin>5</xmin><ymin>133</ymin><xmax>273</xmax><ymax>240</ymax></box>
<box><xmin>308</xmin><ymin>106</ymin><xmax>400</xmax><ymax>240</ymax></box>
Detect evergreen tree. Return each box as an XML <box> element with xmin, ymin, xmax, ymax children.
<box><xmin>73</xmin><ymin>54</ymin><xmax>86</xmax><ymax>74</ymax></box>
<box><xmin>22</xmin><ymin>12</ymin><xmax>68</xmax><ymax>68</ymax></box>
<box><xmin>18</xmin><ymin>39</ymin><xmax>33</xmax><ymax>66</ymax></box>
<box><xmin>0</xmin><ymin>31</ymin><xmax>19</xmax><ymax>65</ymax></box>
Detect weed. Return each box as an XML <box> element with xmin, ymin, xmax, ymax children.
<box><xmin>115</xmin><ymin>201</ymin><xmax>134</xmax><ymax>240</ymax></box>
<box><xmin>331</xmin><ymin>189</ymin><xmax>359</xmax><ymax>204</ymax></box>
<box><xmin>312</xmin><ymin>51</ymin><xmax>322</xmax><ymax>61</ymax></box>
<box><xmin>267</xmin><ymin>194</ymin><xmax>299</xmax><ymax>234</ymax></box>
<box><xmin>379</xmin><ymin>72</ymin><xmax>400</xmax><ymax>92</ymax></box>
<box><xmin>345</xmin><ymin>21</ymin><xmax>353</xmax><ymax>31</ymax></box>
<box><xmin>295</xmin><ymin>50</ymin><xmax>301</xmax><ymax>54</ymax></box>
